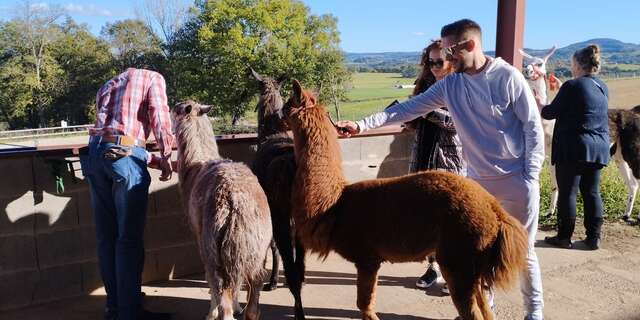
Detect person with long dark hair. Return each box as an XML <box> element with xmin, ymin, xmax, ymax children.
<box><xmin>409</xmin><ymin>40</ymin><xmax>464</xmax><ymax>294</ymax></box>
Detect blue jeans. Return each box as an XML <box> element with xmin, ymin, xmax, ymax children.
<box><xmin>81</xmin><ymin>140</ymin><xmax>151</xmax><ymax>320</ymax></box>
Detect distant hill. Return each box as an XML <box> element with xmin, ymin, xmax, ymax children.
<box><xmin>345</xmin><ymin>38</ymin><xmax>640</xmax><ymax>73</ymax></box>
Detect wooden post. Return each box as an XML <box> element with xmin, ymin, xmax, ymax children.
<box><xmin>496</xmin><ymin>0</ymin><xmax>526</xmax><ymax>70</ymax></box>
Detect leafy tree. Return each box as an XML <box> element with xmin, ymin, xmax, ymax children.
<box><xmin>2</xmin><ymin>1</ymin><xmax>66</xmax><ymax>128</ymax></box>
<box><xmin>101</xmin><ymin>19</ymin><xmax>164</xmax><ymax>70</ymax></box>
<box><xmin>172</xmin><ymin>0</ymin><xmax>351</xmax><ymax>124</ymax></box>
<box><xmin>49</xmin><ymin>19</ymin><xmax>115</xmax><ymax>124</ymax></box>
<box><xmin>0</xmin><ymin>11</ymin><xmax>65</xmax><ymax>129</ymax></box>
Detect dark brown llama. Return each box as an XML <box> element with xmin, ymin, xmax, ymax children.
<box><xmin>608</xmin><ymin>105</ymin><xmax>640</xmax><ymax>222</ymax></box>
<box><xmin>249</xmin><ymin>69</ymin><xmax>307</xmax><ymax>319</ymax></box>
<box><xmin>173</xmin><ymin>100</ymin><xmax>272</xmax><ymax>320</ymax></box>
<box><xmin>283</xmin><ymin>80</ymin><xmax>529</xmax><ymax>320</ymax></box>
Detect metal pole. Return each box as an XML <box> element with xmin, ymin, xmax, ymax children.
<box><xmin>496</xmin><ymin>0</ymin><xmax>526</xmax><ymax>70</ymax></box>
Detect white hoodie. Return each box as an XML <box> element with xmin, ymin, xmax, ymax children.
<box><xmin>356</xmin><ymin>57</ymin><xmax>544</xmax><ymax>181</ymax></box>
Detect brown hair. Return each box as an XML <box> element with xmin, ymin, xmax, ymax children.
<box><xmin>573</xmin><ymin>44</ymin><xmax>601</xmax><ymax>74</ymax></box>
<box><xmin>413</xmin><ymin>40</ymin><xmax>452</xmax><ymax>96</ymax></box>
<box><xmin>441</xmin><ymin>19</ymin><xmax>482</xmax><ymax>41</ymax></box>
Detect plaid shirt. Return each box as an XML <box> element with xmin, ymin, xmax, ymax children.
<box><xmin>91</xmin><ymin>68</ymin><xmax>174</xmax><ymax>158</ymax></box>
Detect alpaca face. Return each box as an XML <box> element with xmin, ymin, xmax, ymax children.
<box><xmin>282</xmin><ymin>79</ymin><xmax>317</xmax><ymax>126</ymax></box>
<box><xmin>250</xmin><ymin>68</ymin><xmax>289</xmax><ymax>128</ymax></box>
<box><xmin>519</xmin><ymin>46</ymin><xmax>556</xmax><ymax>81</ymax></box>
<box><xmin>173</xmin><ymin>100</ymin><xmax>213</xmax><ymax>124</ymax></box>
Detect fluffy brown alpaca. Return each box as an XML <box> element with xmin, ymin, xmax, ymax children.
<box><xmin>283</xmin><ymin>80</ymin><xmax>529</xmax><ymax>320</ymax></box>
<box><xmin>173</xmin><ymin>100</ymin><xmax>272</xmax><ymax>320</ymax></box>
<box><xmin>249</xmin><ymin>69</ymin><xmax>307</xmax><ymax>319</ymax></box>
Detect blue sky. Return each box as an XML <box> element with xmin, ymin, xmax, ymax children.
<box><xmin>1</xmin><ymin>0</ymin><xmax>638</xmax><ymax>53</ymax></box>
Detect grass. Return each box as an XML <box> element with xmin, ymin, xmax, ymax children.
<box><xmin>539</xmin><ymin>160</ymin><xmax>639</xmax><ymax>227</ymax></box>
<box><xmin>331</xmin><ymin>73</ymin><xmax>414</xmax><ymax>120</ymax></box>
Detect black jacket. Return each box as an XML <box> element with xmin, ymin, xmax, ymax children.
<box><xmin>541</xmin><ymin>75</ymin><xmax>610</xmax><ymax>166</ymax></box>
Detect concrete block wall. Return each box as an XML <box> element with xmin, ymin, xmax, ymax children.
<box><xmin>0</xmin><ymin>129</ymin><xmax>412</xmax><ymax>311</ymax></box>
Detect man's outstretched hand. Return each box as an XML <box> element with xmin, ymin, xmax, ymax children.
<box><xmin>335</xmin><ymin>120</ymin><xmax>360</xmax><ymax>138</ymax></box>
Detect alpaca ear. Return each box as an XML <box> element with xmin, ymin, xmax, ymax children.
<box><xmin>519</xmin><ymin>48</ymin><xmax>534</xmax><ymax>61</ymax></box>
<box><xmin>276</xmin><ymin>74</ymin><xmax>288</xmax><ymax>86</ymax></box>
<box><xmin>543</xmin><ymin>46</ymin><xmax>557</xmax><ymax>61</ymax></box>
<box><xmin>249</xmin><ymin>67</ymin><xmax>263</xmax><ymax>82</ymax></box>
<box><xmin>199</xmin><ymin>104</ymin><xmax>212</xmax><ymax>115</ymax></box>
<box><xmin>292</xmin><ymin>79</ymin><xmax>303</xmax><ymax>100</ymax></box>
<box><xmin>184</xmin><ymin>104</ymin><xmax>192</xmax><ymax>115</ymax></box>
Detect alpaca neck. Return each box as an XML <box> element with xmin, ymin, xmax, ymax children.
<box><xmin>176</xmin><ymin>116</ymin><xmax>221</xmax><ymax>192</ymax></box>
<box><xmin>292</xmin><ymin>111</ymin><xmax>346</xmax><ymax>219</ymax></box>
<box><xmin>258</xmin><ymin>113</ymin><xmax>288</xmax><ymax>143</ymax></box>
<box><xmin>529</xmin><ymin>78</ymin><xmax>548</xmax><ymax>104</ymax></box>
<box><xmin>257</xmin><ymin>93</ymin><xmax>287</xmax><ymax>143</ymax></box>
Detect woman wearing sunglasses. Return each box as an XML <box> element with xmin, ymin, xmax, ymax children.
<box><xmin>410</xmin><ymin>40</ymin><xmax>465</xmax><ymax>294</ymax></box>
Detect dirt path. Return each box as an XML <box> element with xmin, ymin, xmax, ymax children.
<box><xmin>3</xmin><ymin>228</ymin><xmax>640</xmax><ymax>320</ymax></box>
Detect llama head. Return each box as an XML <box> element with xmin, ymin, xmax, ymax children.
<box><xmin>519</xmin><ymin>46</ymin><xmax>556</xmax><ymax>81</ymax></box>
<box><xmin>249</xmin><ymin>67</ymin><xmax>289</xmax><ymax>132</ymax></box>
<box><xmin>172</xmin><ymin>100</ymin><xmax>213</xmax><ymax>131</ymax></box>
<box><xmin>284</xmin><ymin>79</ymin><xmax>318</xmax><ymax>116</ymax></box>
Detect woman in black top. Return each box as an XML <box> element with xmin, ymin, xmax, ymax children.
<box><xmin>410</xmin><ymin>40</ymin><xmax>464</xmax><ymax>293</ymax></box>
<box><xmin>535</xmin><ymin>45</ymin><xmax>609</xmax><ymax>250</ymax></box>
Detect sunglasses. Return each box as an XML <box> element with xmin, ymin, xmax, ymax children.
<box><xmin>442</xmin><ymin>39</ymin><xmax>471</xmax><ymax>57</ymax></box>
<box><xmin>428</xmin><ymin>59</ymin><xmax>445</xmax><ymax>68</ymax></box>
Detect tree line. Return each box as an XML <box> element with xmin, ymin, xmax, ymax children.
<box><xmin>0</xmin><ymin>0</ymin><xmax>351</xmax><ymax>130</ymax></box>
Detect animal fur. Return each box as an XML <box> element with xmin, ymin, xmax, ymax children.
<box><xmin>174</xmin><ymin>100</ymin><xmax>272</xmax><ymax>320</ymax></box>
<box><xmin>520</xmin><ymin>46</ymin><xmax>560</xmax><ymax>215</ymax></box>
<box><xmin>608</xmin><ymin>106</ymin><xmax>640</xmax><ymax>221</ymax></box>
<box><xmin>283</xmin><ymin>80</ymin><xmax>529</xmax><ymax>320</ymax></box>
<box><xmin>249</xmin><ymin>69</ymin><xmax>308</xmax><ymax>320</ymax></box>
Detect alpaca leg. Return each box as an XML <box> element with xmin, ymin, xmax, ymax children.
<box><xmin>548</xmin><ymin>163</ymin><xmax>559</xmax><ymax>216</ymax></box>
<box><xmin>263</xmin><ymin>239</ymin><xmax>280</xmax><ymax>291</ymax></box>
<box><xmin>220</xmin><ymin>288</ymin><xmax>237</xmax><ymax>320</ymax></box>
<box><xmin>616</xmin><ymin>157</ymin><xmax>639</xmax><ymax>220</ymax></box>
<box><xmin>244</xmin><ymin>275</ymin><xmax>264</xmax><ymax>320</ymax></box>
<box><xmin>294</xmin><ymin>240</ymin><xmax>306</xmax><ymax>284</ymax></box>
<box><xmin>440</xmin><ymin>265</ymin><xmax>485</xmax><ymax>320</ymax></box>
<box><xmin>355</xmin><ymin>262</ymin><xmax>381</xmax><ymax>320</ymax></box>
<box><xmin>233</xmin><ymin>286</ymin><xmax>242</xmax><ymax>317</ymax></box>
<box><xmin>473</xmin><ymin>283</ymin><xmax>493</xmax><ymax>320</ymax></box>
<box><xmin>206</xmin><ymin>278</ymin><xmax>221</xmax><ymax>320</ymax></box>
<box><xmin>273</xmin><ymin>223</ymin><xmax>306</xmax><ymax>319</ymax></box>
<box><xmin>293</xmin><ymin>241</ymin><xmax>307</xmax><ymax>320</ymax></box>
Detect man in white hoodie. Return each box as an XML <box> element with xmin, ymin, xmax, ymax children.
<box><xmin>337</xmin><ymin>19</ymin><xmax>545</xmax><ymax>320</ymax></box>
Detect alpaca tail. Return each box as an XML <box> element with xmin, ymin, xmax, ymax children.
<box><xmin>200</xmin><ymin>203</ymin><xmax>270</xmax><ymax>292</ymax></box>
<box><xmin>482</xmin><ymin>202</ymin><xmax>529</xmax><ymax>290</ymax></box>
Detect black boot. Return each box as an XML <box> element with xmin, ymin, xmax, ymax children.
<box><xmin>584</xmin><ymin>217</ymin><xmax>603</xmax><ymax>250</ymax></box>
<box><xmin>544</xmin><ymin>217</ymin><xmax>575</xmax><ymax>249</ymax></box>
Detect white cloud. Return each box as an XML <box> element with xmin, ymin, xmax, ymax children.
<box><xmin>63</xmin><ymin>3</ymin><xmax>113</xmax><ymax>17</ymax></box>
<box><xmin>412</xmin><ymin>32</ymin><xmax>426</xmax><ymax>36</ymax></box>
<box><xmin>30</xmin><ymin>2</ymin><xmax>50</xmax><ymax>11</ymax></box>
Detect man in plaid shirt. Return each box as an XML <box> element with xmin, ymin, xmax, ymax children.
<box><xmin>82</xmin><ymin>68</ymin><xmax>174</xmax><ymax>320</ymax></box>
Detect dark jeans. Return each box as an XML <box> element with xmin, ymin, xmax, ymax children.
<box><xmin>81</xmin><ymin>141</ymin><xmax>151</xmax><ymax>320</ymax></box>
<box><xmin>555</xmin><ymin>162</ymin><xmax>604</xmax><ymax>231</ymax></box>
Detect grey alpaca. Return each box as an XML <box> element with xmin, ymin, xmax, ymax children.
<box><xmin>173</xmin><ymin>100</ymin><xmax>272</xmax><ymax>320</ymax></box>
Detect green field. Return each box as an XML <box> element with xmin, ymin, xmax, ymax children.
<box><xmin>332</xmin><ymin>72</ymin><xmax>640</xmax><ymax>121</ymax></box>
<box><xmin>331</xmin><ymin>73</ymin><xmax>414</xmax><ymax>120</ymax></box>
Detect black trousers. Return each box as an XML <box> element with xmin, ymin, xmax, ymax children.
<box><xmin>555</xmin><ymin>161</ymin><xmax>604</xmax><ymax>231</ymax></box>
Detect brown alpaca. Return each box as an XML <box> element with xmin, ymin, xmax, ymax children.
<box><xmin>283</xmin><ymin>80</ymin><xmax>529</xmax><ymax>320</ymax></box>
<box><xmin>173</xmin><ymin>100</ymin><xmax>272</xmax><ymax>320</ymax></box>
<box><xmin>249</xmin><ymin>69</ymin><xmax>307</xmax><ymax>319</ymax></box>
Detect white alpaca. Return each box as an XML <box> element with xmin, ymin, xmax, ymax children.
<box><xmin>519</xmin><ymin>46</ymin><xmax>561</xmax><ymax>215</ymax></box>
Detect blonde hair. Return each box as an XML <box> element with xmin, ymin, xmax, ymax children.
<box><xmin>573</xmin><ymin>44</ymin><xmax>601</xmax><ymax>74</ymax></box>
